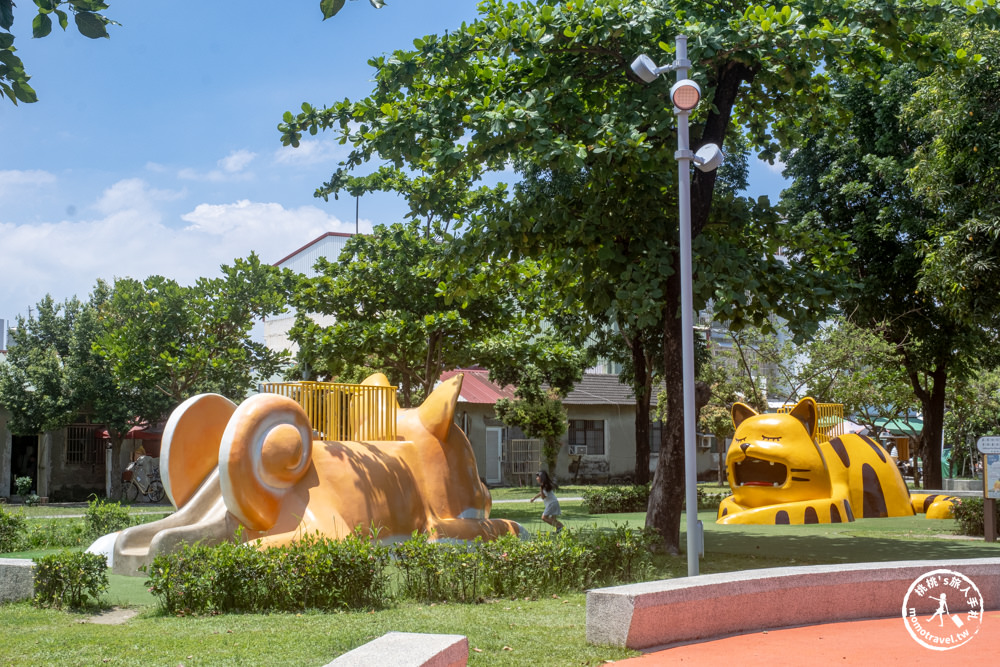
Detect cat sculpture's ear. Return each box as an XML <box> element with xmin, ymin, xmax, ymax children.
<box><xmin>789</xmin><ymin>397</ymin><xmax>819</xmax><ymax>440</ymax></box>
<box><xmin>731</xmin><ymin>402</ymin><xmax>758</xmax><ymax>429</ymax></box>
<box><xmin>360</xmin><ymin>372</ymin><xmax>392</xmax><ymax>387</ymax></box>
<box><xmin>417</xmin><ymin>374</ymin><xmax>463</xmax><ymax>442</ymax></box>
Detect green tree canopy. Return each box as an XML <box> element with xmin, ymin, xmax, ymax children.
<box><xmin>283</xmin><ymin>0</ymin><xmax>996</xmax><ymax>552</ymax></box>
<box><xmin>0</xmin><ymin>295</ymin><xmax>82</xmax><ymax>434</ymax></box>
<box><xmin>95</xmin><ymin>253</ymin><xmax>289</xmax><ymax>415</ymax></box>
<box><xmin>782</xmin><ymin>54</ymin><xmax>1000</xmax><ymax>489</ymax></box>
<box><xmin>287</xmin><ymin>221</ymin><xmax>586</xmax><ymax>407</ymax></box>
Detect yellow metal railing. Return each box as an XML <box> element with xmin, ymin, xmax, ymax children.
<box><xmin>777</xmin><ymin>402</ymin><xmax>845</xmax><ymax>443</ymax></box>
<box><xmin>260</xmin><ymin>381</ymin><xmax>397</xmax><ymax>441</ymax></box>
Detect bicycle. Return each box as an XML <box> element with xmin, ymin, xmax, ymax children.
<box><xmin>121</xmin><ymin>455</ymin><xmax>164</xmax><ymax>503</ymax></box>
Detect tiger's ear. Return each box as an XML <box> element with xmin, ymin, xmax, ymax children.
<box><xmin>417</xmin><ymin>374</ymin><xmax>463</xmax><ymax>442</ymax></box>
<box><xmin>789</xmin><ymin>397</ymin><xmax>818</xmax><ymax>440</ymax></box>
<box><xmin>732</xmin><ymin>402</ymin><xmax>757</xmax><ymax>429</ymax></box>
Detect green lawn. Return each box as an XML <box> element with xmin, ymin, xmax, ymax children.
<box><xmin>2</xmin><ymin>499</ymin><xmax>998</xmax><ymax>665</ymax></box>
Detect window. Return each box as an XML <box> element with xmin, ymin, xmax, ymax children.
<box><xmin>568</xmin><ymin>419</ymin><xmax>605</xmax><ymax>456</ymax></box>
<box><xmin>66</xmin><ymin>425</ymin><xmax>101</xmax><ymax>465</ymax></box>
<box><xmin>650</xmin><ymin>421</ymin><xmax>663</xmax><ymax>453</ymax></box>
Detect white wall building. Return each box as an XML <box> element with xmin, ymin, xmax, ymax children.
<box><xmin>265</xmin><ymin>232</ymin><xmax>352</xmax><ymax>354</ymax></box>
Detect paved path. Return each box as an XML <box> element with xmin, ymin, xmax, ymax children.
<box><xmin>617</xmin><ymin>610</ymin><xmax>1000</xmax><ymax>665</ymax></box>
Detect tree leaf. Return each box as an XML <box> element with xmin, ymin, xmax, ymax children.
<box><xmin>320</xmin><ymin>0</ymin><xmax>346</xmax><ymax>19</ymax></box>
<box><xmin>74</xmin><ymin>11</ymin><xmax>108</xmax><ymax>39</ymax></box>
<box><xmin>32</xmin><ymin>13</ymin><xmax>53</xmax><ymax>39</ymax></box>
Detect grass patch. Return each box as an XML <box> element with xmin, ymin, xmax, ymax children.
<box><xmin>2</xmin><ymin>595</ymin><xmax>635</xmax><ymax>665</ymax></box>
<box><xmin>4</xmin><ymin>500</ymin><xmax>999</xmax><ymax>665</ymax></box>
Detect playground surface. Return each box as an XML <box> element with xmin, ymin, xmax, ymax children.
<box><xmin>618</xmin><ymin>610</ymin><xmax>1000</xmax><ymax>665</ymax></box>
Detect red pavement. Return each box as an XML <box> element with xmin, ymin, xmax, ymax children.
<box><xmin>616</xmin><ymin>610</ymin><xmax>1000</xmax><ymax>665</ymax></box>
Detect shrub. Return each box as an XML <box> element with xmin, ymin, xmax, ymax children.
<box><xmin>143</xmin><ymin>525</ymin><xmax>659</xmax><ymax>614</ymax></box>
<box><xmin>580</xmin><ymin>523</ymin><xmax>657</xmax><ymax>584</ymax></box>
<box><xmin>85</xmin><ymin>495</ymin><xmax>132</xmax><ymax>538</ymax></box>
<box><xmin>394</xmin><ymin>532</ymin><xmax>484</xmax><ymax>603</ymax></box>
<box><xmin>697</xmin><ymin>487</ymin><xmax>728</xmax><ymax>511</ymax></box>
<box><xmin>33</xmin><ymin>550</ymin><xmax>109</xmax><ymax>610</ymax></box>
<box><xmin>0</xmin><ymin>505</ymin><xmax>27</xmax><ymax>553</ymax></box>
<box><xmin>582</xmin><ymin>484</ymin><xmax>650</xmax><ymax>514</ymax></box>
<box><xmin>14</xmin><ymin>476</ymin><xmax>32</xmax><ymax>498</ymax></box>
<box><xmin>144</xmin><ymin>532</ymin><xmax>392</xmax><ymax>615</ymax></box>
<box><xmin>952</xmin><ymin>497</ymin><xmax>985</xmax><ymax>537</ymax></box>
<box><xmin>22</xmin><ymin>519</ymin><xmax>90</xmax><ymax>550</ymax></box>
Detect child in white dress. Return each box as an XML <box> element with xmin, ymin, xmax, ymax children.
<box><xmin>530</xmin><ymin>470</ymin><xmax>564</xmax><ymax>533</ymax></box>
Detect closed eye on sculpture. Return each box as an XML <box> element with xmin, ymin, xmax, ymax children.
<box><xmin>761</xmin><ymin>435</ymin><xmax>781</xmax><ymax>442</ymax></box>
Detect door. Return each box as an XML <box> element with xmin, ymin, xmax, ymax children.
<box><xmin>485</xmin><ymin>427</ymin><xmax>503</xmax><ymax>485</ymax></box>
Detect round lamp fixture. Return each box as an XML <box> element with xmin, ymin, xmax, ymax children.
<box><xmin>630</xmin><ymin>54</ymin><xmax>662</xmax><ymax>83</ymax></box>
<box><xmin>694</xmin><ymin>143</ymin><xmax>724</xmax><ymax>172</ymax></box>
<box><xmin>670</xmin><ymin>79</ymin><xmax>701</xmax><ymax>111</ymax></box>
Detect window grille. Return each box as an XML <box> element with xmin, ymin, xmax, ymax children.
<box><xmin>568</xmin><ymin>419</ymin><xmax>605</xmax><ymax>456</ymax></box>
<box><xmin>66</xmin><ymin>425</ymin><xmax>101</xmax><ymax>465</ymax></box>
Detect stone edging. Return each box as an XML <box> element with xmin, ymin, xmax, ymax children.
<box><xmin>0</xmin><ymin>558</ymin><xmax>34</xmax><ymax>604</ymax></box>
<box><xmin>586</xmin><ymin>557</ymin><xmax>1000</xmax><ymax>649</ymax></box>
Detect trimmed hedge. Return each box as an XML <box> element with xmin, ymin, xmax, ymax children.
<box><xmin>144</xmin><ymin>526</ymin><xmax>658</xmax><ymax>615</ymax></box>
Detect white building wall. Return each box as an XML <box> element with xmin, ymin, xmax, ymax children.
<box><xmin>265</xmin><ymin>234</ymin><xmax>352</xmax><ymax>355</ymax></box>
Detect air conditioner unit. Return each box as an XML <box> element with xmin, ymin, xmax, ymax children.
<box><xmin>569</xmin><ymin>445</ymin><xmax>588</xmax><ymax>456</ymax></box>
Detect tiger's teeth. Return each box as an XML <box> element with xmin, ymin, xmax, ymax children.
<box><xmin>769</xmin><ymin>461</ymin><xmax>775</xmax><ymax>466</ymax></box>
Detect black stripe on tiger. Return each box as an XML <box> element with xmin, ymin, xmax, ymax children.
<box><xmin>830</xmin><ymin>503</ymin><xmax>842</xmax><ymax>523</ymax></box>
<box><xmin>829</xmin><ymin>437</ymin><xmax>851</xmax><ymax>467</ymax></box>
<box><xmin>804</xmin><ymin>507</ymin><xmax>819</xmax><ymax>524</ymax></box>
<box><xmin>923</xmin><ymin>495</ymin><xmax>943</xmax><ymax>513</ymax></box>
<box><xmin>860</xmin><ymin>435</ymin><xmax>888</xmax><ymax>463</ymax></box>
<box><xmin>776</xmin><ymin>511</ymin><xmax>790</xmax><ymax>525</ymax></box>
<box><xmin>862</xmin><ymin>463</ymin><xmax>890</xmax><ymax>517</ymax></box>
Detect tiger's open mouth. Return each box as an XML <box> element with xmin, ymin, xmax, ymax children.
<box><xmin>733</xmin><ymin>456</ymin><xmax>787</xmax><ymax>487</ymax></box>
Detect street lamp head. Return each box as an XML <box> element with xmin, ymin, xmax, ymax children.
<box><xmin>630</xmin><ymin>54</ymin><xmax>664</xmax><ymax>83</ymax></box>
<box><xmin>670</xmin><ymin>79</ymin><xmax>701</xmax><ymax>111</ymax></box>
<box><xmin>694</xmin><ymin>143</ymin><xmax>724</xmax><ymax>172</ymax></box>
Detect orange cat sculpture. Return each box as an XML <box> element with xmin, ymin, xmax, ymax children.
<box><xmin>112</xmin><ymin>373</ymin><xmax>524</xmax><ymax>575</ymax></box>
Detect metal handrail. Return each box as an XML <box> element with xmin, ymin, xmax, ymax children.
<box><xmin>260</xmin><ymin>381</ymin><xmax>398</xmax><ymax>441</ymax></box>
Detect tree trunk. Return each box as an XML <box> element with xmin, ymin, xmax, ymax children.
<box><xmin>109</xmin><ymin>433</ymin><xmax>125</xmax><ymax>500</ymax></box>
<box><xmin>910</xmin><ymin>364</ymin><xmax>947</xmax><ymax>490</ymax></box>
<box><xmin>631</xmin><ymin>336</ymin><xmax>653</xmax><ymax>485</ymax></box>
<box><xmin>646</xmin><ymin>273</ymin><xmax>685</xmax><ymax>554</ymax></box>
<box><xmin>645</xmin><ymin>60</ymin><xmax>755</xmax><ymax>554</ymax></box>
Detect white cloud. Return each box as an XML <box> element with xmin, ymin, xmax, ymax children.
<box><xmin>759</xmin><ymin>157</ymin><xmax>787</xmax><ymax>174</ymax></box>
<box><xmin>0</xmin><ymin>179</ymin><xmax>351</xmax><ymax>320</ymax></box>
<box><xmin>182</xmin><ymin>199</ymin><xmax>350</xmax><ymax>243</ymax></box>
<box><xmin>273</xmin><ymin>137</ymin><xmax>348</xmax><ymax>166</ymax></box>
<box><xmin>177</xmin><ymin>149</ymin><xmax>257</xmax><ymax>183</ymax></box>
<box><xmin>219</xmin><ymin>149</ymin><xmax>256</xmax><ymax>173</ymax></box>
<box><xmin>0</xmin><ymin>169</ymin><xmax>57</xmax><ymax>197</ymax></box>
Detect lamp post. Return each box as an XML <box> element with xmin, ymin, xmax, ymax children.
<box><xmin>632</xmin><ymin>35</ymin><xmax>722</xmax><ymax>577</ymax></box>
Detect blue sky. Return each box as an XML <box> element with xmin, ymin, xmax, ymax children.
<box><xmin>0</xmin><ymin>1</ymin><xmax>787</xmax><ymax>323</ymax></box>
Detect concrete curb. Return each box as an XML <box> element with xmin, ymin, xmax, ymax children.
<box><xmin>586</xmin><ymin>557</ymin><xmax>1000</xmax><ymax>649</ymax></box>
<box><xmin>0</xmin><ymin>558</ymin><xmax>34</xmax><ymax>604</ymax></box>
<box><xmin>324</xmin><ymin>632</ymin><xmax>467</xmax><ymax>666</ymax></box>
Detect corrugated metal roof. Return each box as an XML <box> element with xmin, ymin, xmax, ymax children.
<box><xmin>441</xmin><ymin>369</ymin><xmax>517</xmax><ymax>404</ymax></box>
<box><xmin>561</xmin><ymin>373</ymin><xmax>661</xmax><ymax>406</ymax></box>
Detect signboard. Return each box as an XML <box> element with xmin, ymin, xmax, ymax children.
<box><xmin>987</xmin><ymin>454</ymin><xmax>1000</xmax><ymax>500</ymax></box>
<box><xmin>977</xmin><ymin>436</ymin><xmax>1000</xmax><ymax>454</ymax></box>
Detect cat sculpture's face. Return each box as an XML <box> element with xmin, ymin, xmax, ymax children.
<box><xmin>726</xmin><ymin>398</ymin><xmax>833</xmax><ymax>508</ymax></box>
